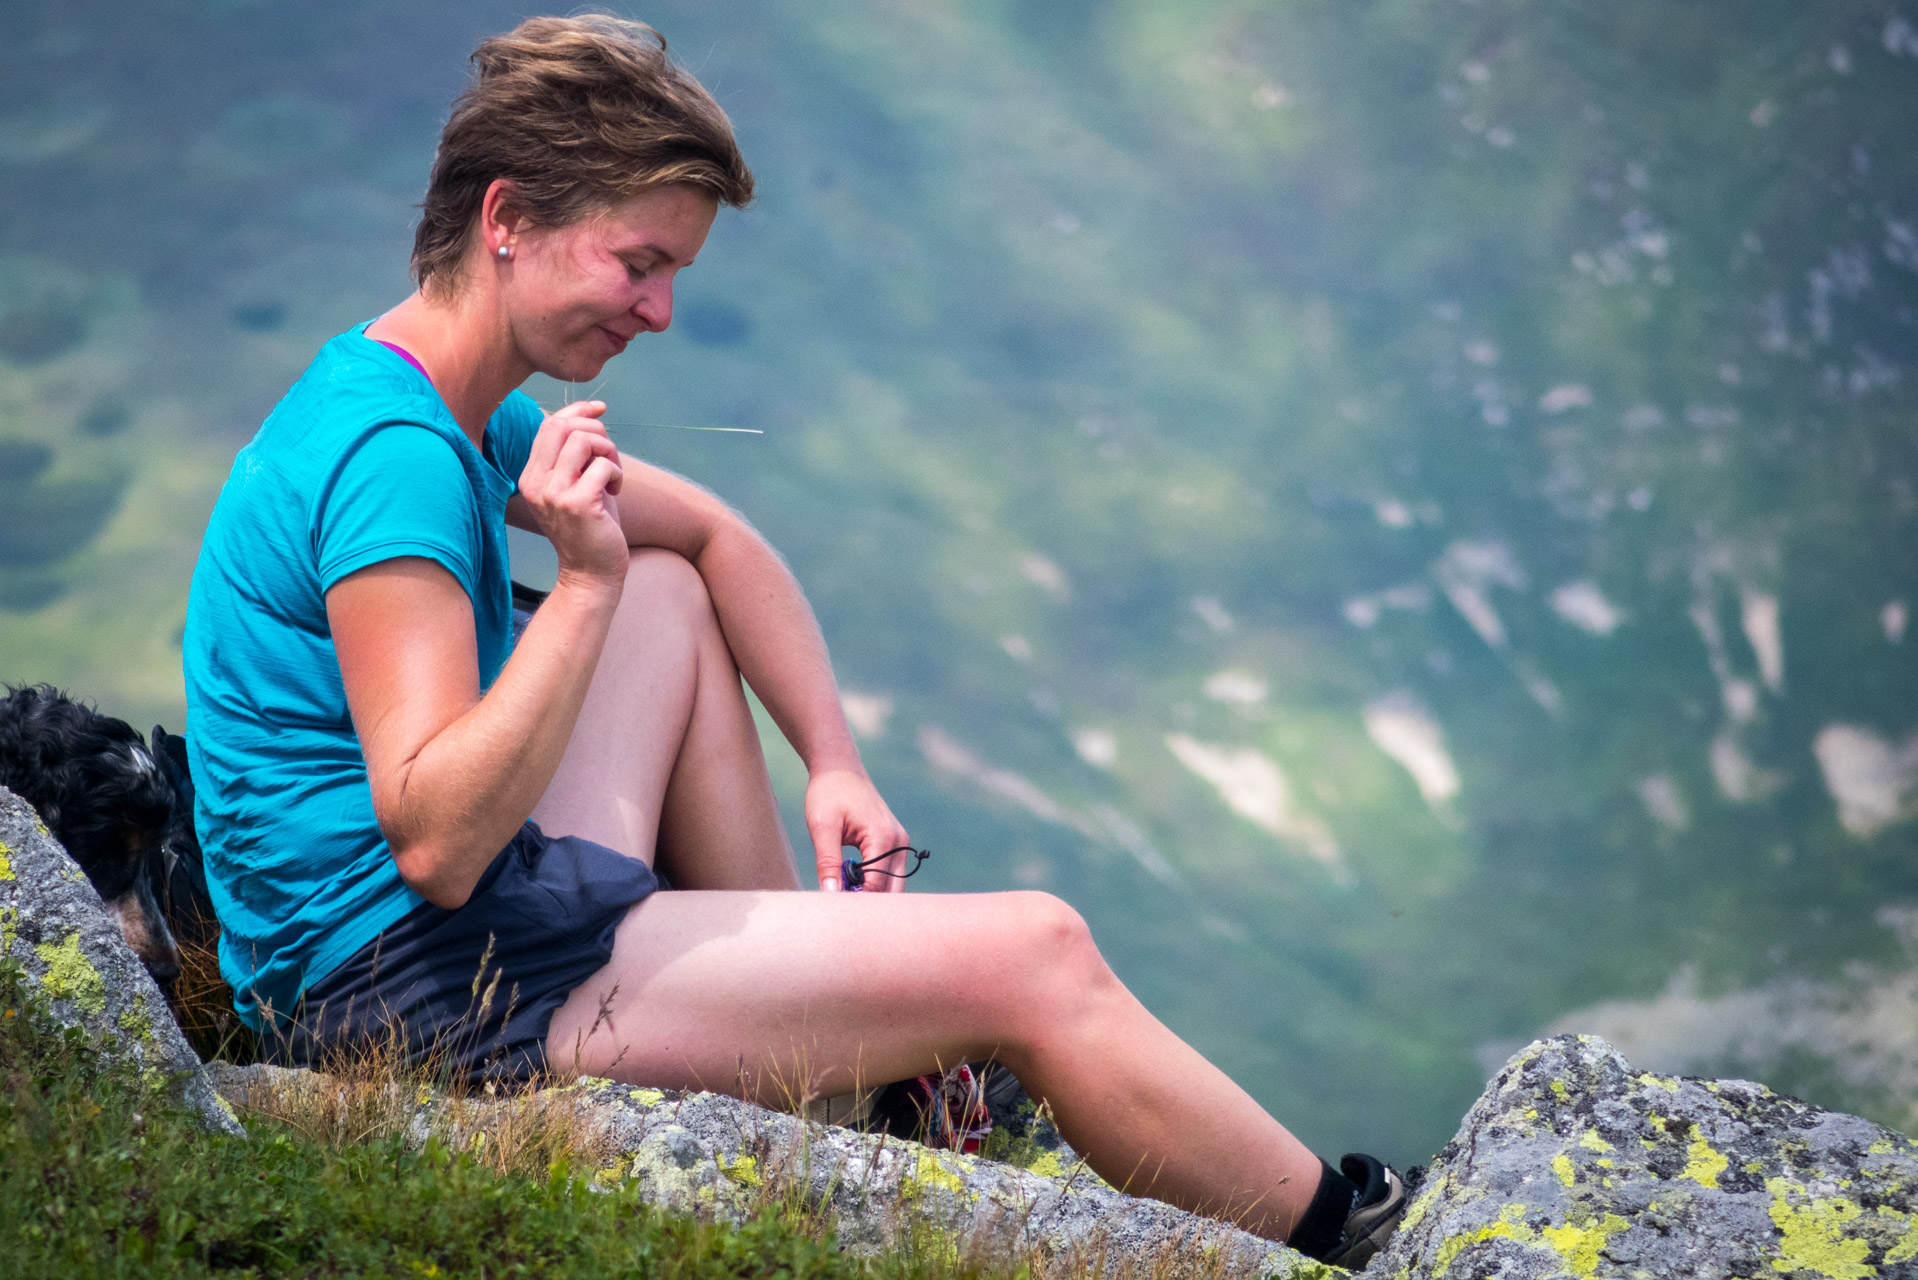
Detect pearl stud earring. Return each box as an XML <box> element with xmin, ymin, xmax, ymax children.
<box><xmin>497</xmin><ymin>245</ymin><xmax>511</xmax><ymax>259</ymax></box>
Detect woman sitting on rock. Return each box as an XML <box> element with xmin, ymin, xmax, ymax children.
<box><xmin>182</xmin><ymin>14</ymin><xmax>1404</xmax><ymax>1266</ymax></box>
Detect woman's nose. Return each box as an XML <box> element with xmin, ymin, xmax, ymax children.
<box><xmin>632</xmin><ymin>279</ymin><xmax>674</xmax><ymax>333</ymax></box>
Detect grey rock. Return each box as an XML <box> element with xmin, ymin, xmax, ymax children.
<box><xmin>1370</xmin><ymin>1033</ymin><xmax>1918</xmax><ymax>1279</ymax></box>
<box><xmin>207</xmin><ymin>1063</ymin><xmax>1330</xmax><ymax>1278</ymax></box>
<box><xmin>0</xmin><ymin>785</ymin><xmax>241</xmax><ymax>1134</ymax></box>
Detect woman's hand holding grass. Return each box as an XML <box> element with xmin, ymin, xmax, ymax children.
<box><xmin>519</xmin><ymin>401</ymin><xmax>630</xmax><ymax>592</ymax></box>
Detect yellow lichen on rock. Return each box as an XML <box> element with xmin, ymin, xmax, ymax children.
<box><xmin>33</xmin><ymin>930</ymin><xmax>105</xmax><ymax>1015</ymax></box>
<box><xmin>628</xmin><ymin>1087</ymin><xmax>665</xmax><ymax>1106</ymax></box>
<box><xmin>1396</xmin><ymin>1167</ymin><xmax>1447</xmax><ymax>1236</ymax></box>
<box><xmin>1025</xmin><ymin>1149</ymin><xmax>1070</xmax><ymax>1179</ymax></box>
<box><xmin>1681</xmin><ymin>1135</ymin><xmax>1729</xmax><ymax>1189</ymax></box>
<box><xmin>717</xmin><ymin>1153</ymin><xmax>761</xmax><ymax>1188</ymax></box>
<box><xmin>0</xmin><ymin>840</ymin><xmax>14</xmax><ymax>880</ymax></box>
<box><xmin>1553</xmin><ymin>1153</ymin><xmax>1576</xmax><ymax>1187</ymax></box>
<box><xmin>911</xmin><ymin>1149</ymin><xmax>969</xmax><ymax>1198</ymax></box>
<box><xmin>1880</xmin><ymin>1206</ymin><xmax>1918</xmax><ymax>1265</ymax></box>
<box><xmin>1540</xmin><ymin>1212</ymin><xmax>1630</xmax><ymax>1278</ymax></box>
<box><xmin>1766</xmin><ymin>1180</ymin><xmax>1875</xmax><ymax>1280</ymax></box>
<box><xmin>1432</xmin><ymin>1203</ymin><xmax>1533</xmax><ymax>1278</ymax></box>
<box><xmin>1578</xmin><ymin>1127</ymin><xmax>1611</xmax><ymax>1153</ymax></box>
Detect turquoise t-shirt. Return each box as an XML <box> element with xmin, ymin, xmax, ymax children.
<box><xmin>183</xmin><ymin>323</ymin><xmax>544</xmax><ymax>1030</ymax></box>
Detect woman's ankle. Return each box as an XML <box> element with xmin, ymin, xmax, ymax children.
<box><xmin>1285</xmin><ymin>1158</ymin><xmax>1359</xmax><ymax>1259</ymax></box>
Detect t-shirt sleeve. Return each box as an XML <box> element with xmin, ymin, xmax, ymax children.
<box><xmin>490</xmin><ymin>389</ymin><xmax>547</xmax><ymax>488</ymax></box>
<box><xmin>312</xmin><ymin>424</ymin><xmax>481</xmax><ymax>598</ymax></box>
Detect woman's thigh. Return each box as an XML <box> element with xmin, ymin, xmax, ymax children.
<box><xmin>545</xmin><ymin>887</ymin><xmax>1102</xmax><ymax>1100</ymax></box>
<box><xmin>529</xmin><ymin>547</ymin><xmax>794</xmax><ymax>890</ymax></box>
<box><xmin>529</xmin><ymin>551</ymin><xmax>699</xmax><ymax>864</ymax></box>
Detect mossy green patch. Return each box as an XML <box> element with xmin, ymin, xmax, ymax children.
<box><xmin>33</xmin><ymin>929</ymin><xmax>104</xmax><ymax>1015</ymax></box>
<box><xmin>117</xmin><ymin>1001</ymin><xmax>154</xmax><ymax>1044</ymax></box>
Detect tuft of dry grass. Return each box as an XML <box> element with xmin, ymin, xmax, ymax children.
<box><xmin>227</xmin><ymin>1015</ymin><xmax>615</xmax><ymax>1181</ymax></box>
<box><xmin>162</xmin><ymin>923</ymin><xmax>258</xmax><ymax>1066</ymax></box>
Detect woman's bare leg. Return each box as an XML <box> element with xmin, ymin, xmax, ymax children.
<box><xmin>530</xmin><ymin>547</ymin><xmax>801</xmax><ymax>890</ymax></box>
<box><xmin>545</xmin><ymin>888</ymin><xmax>1323</xmax><ymax>1241</ymax></box>
<box><xmin>532</xmin><ymin>547</ymin><xmax>1323</xmax><ymax>1239</ymax></box>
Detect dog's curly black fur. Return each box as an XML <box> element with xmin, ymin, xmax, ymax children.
<box><xmin>0</xmin><ymin>683</ymin><xmax>188</xmax><ymax>984</ymax></box>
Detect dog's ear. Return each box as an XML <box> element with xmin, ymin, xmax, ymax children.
<box><xmin>152</xmin><ymin>726</ymin><xmax>193</xmax><ymax>795</ymax></box>
<box><xmin>151</xmin><ymin>725</ymin><xmax>219</xmax><ymax>952</ymax></box>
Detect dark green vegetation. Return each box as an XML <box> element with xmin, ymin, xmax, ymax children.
<box><xmin>0</xmin><ymin>962</ymin><xmax>905</xmax><ymax>1279</ymax></box>
<box><xmin>3</xmin><ymin>0</ymin><xmax>1918</xmax><ymax>1165</ymax></box>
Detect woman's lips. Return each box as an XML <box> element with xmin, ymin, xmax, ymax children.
<box><xmin>597</xmin><ymin>326</ymin><xmax>631</xmax><ymax>353</ymax></box>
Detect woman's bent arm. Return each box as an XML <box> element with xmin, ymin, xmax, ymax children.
<box><xmin>329</xmin><ymin>562</ymin><xmax>622</xmax><ymax>907</ymax></box>
<box><xmin>508</xmin><ymin>421</ymin><xmax>907</xmax><ymax>888</ymax></box>
<box><xmin>330</xmin><ymin>405</ymin><xmax>632</xmax><ymax>908</ymax></box>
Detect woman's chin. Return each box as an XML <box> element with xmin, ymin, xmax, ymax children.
<box><xmin>541</xmin><ymin>351</ymin><xmax>616</xmax><ymax>384</ymax></box>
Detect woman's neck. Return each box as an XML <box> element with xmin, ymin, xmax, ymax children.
<box><xmin>365</xmin><ymin>287</ymin><xmax>532</xmax><ymax>445</ymax></box>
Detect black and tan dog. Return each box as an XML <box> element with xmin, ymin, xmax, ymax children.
<box><xmin>0</xmin><ymin>683</ymin><xmax>214</xmax><ymax>985</ymax></box>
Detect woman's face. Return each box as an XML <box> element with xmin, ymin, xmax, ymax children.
<box><xmin>504</xmin><ymin>183</ymin><xmax>719</xmax><ymax>382</ymax></box>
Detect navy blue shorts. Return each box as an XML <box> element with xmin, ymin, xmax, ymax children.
<box><xmin>269</xmin><ymin>821</ymin><xmax>660</xmax><ymax>1085</ymax></box>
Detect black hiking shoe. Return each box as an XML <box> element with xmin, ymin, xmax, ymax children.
<box><xmin>1323</xmin><ymin>1153</ymin><xmax>1410</xmax><ymax>1269</ymax></box>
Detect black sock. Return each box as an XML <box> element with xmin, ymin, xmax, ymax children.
<box><xmin>1287</xmin><ymin>1158</ymin><xmax>1359</xmax><ymax>1260</ymax></box>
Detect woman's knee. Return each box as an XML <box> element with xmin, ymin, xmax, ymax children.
<box><xmin>624</xmin><ymin>547</ymin><xmax>710</xmax><ymax>609</ymax></box>
<box><xmin>990</xmin><ymin>891</ymin><xmax>1117</xmax><ymax>1019</ymax></box>
<box><xmin>609</xmin><ymin>548</ymin><xmax>720</xmax><ymax>644</ymax></box>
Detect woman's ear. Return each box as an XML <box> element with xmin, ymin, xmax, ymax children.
<box><xmin>479</xmin><ymin>178</ymin><xmax>528</xmax><ymax>260</ymax></box>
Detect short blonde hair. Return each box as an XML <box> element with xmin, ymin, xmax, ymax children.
<box><xmin>412</xmin><ymin>14</ymin><xmax>755</xmax><ymax>292</ymax></box>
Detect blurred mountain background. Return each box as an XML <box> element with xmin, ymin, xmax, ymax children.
<box><xmin>4</xmin><ymin>0</ymin><xmax>1918</xmax><ymax>1166</ymax></box>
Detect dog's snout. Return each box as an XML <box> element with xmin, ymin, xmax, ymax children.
<box><xmin>142</xmin><ymin>947</ymin><xmax>182</xmax><ymax>986</ymax></box>
<box><xmin>106</xmin><ymin>891</ymin><xmax>186</xmax><ymax>988</ymax></box>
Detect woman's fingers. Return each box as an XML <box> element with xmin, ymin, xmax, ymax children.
<box><xmin>803</xmin><ymin>770</ymin><xmax>911</xmax><ymax>893</ymax></box>
<box><xmin>551</xmin><ymin>429</ymin><xmax>619</xmax><ymax>492</ymax></box>
<box><xmin>805</xmin><ymin>799</ymin><xmax>858</xmax><ymax>891</ymax></box>
<box><xmin>520</xmin><ymin>403</ymin><xmax>630</xmax><ymax>584</ymax></box>
<box><xmin>522</xmin><ymin>402</ymin><xmax>612</xmax><ymax>490</ymax></box>
<box><xmin>858</xmin><ymin>826</ymin><xmax>915</xmax><ymax>894</ymax></box>
<box><xmin>566</xmin><ymin>456</ymin><xmax>624</xmax><ymax>511</ymax></box>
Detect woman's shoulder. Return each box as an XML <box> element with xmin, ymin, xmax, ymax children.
<box><xmin>255</xmin><ymin>330</ymin><xmax>453</xmax><ymax>460</ymax></box>
<box><xmin>295</xmin><ymin>327</ymin><xmax>446</xmax><ymax>421</ymax></box>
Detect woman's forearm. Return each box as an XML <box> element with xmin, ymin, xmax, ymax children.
<box><xmin>691</xmin><ymin>520</ymin><xmax>863</xmax><ymax>779</ymax></box>
<box><xmin>383</xmin><ymin>575</ymin><xmax>622</xmax><ymax>906</ymax></box>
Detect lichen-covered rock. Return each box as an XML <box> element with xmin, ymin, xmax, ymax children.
<box><xmin>1373</xmin><ymin>1033</ymin><xmax>1918</xmax><ymax>1279</ymax></box>
<box><xmin>207</xmin><ymin>1063</ymin><xmax>1331</xmax><ymax>1278</ymax></box>
<box><xmin>0</xmin><ymin>786</ymin><xmax>240</xmax><ymax>1134</ymax></box>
